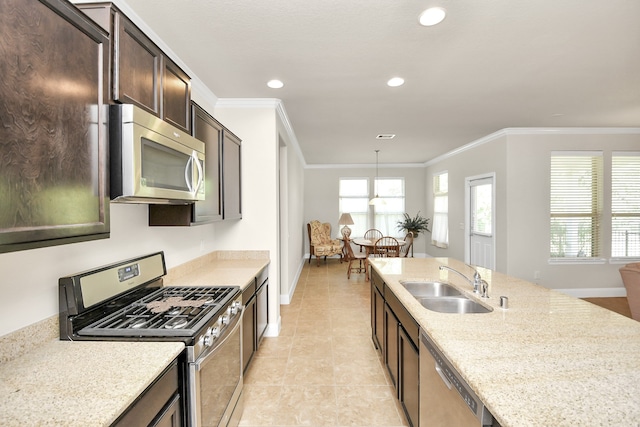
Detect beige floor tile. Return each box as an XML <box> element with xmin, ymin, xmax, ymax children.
<box><xmin>290</xmin><ymin>335</ymin><xmax>333</xmax><ymax>359</ymax></box>
<box><xmin>244</xmin><ymin>357</ymin><xmax>289</xmax><ymax>386</ymax></box>
<box><xmin>284</xmin><ymin>357</ymin><xmax>335</xmax><ymax>386</ymax></box>
<box><xmin>240</xmin><ymin>260</ymin><xmax>408</xmax><ymax>427</ymax></box>
<box><xmin>336</xmin><ymin>385</ymin><xmax>406</xmax><ymax>426</ymax></box>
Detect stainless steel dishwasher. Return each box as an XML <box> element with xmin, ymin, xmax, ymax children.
<box><xmin>420</xmin><ymin>330</ymin><xmax>497</xmax><ymax>426</ymax></box>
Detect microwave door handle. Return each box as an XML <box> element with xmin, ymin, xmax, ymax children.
<box><xmin>193</xmin><ymin>151</ymin><xmax>203</xmax><ymax>194</ymax></box>
<box><xmin>184</xmin><ymin>155</ymin><xmax>194</xmax><ymax>192</ymax></box>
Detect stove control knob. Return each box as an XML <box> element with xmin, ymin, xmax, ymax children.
<box><xmin>221</xmin><ymin>314</ymin><xmax>230</xmax><ymax>325</ymax></box>
<box><xmin>210</xmin><ymin>325</ymin><xmax>220</xmax><ymax>338</ymax></box>
<box><xmin>230</xmin><ymin>302</ymin><xmax>240</xmax><ymax>315</ymax></box>
<box><xmin>203</xmin><ymin>334</ymin><xmax>213</xmax><ymax>347</ymax></box>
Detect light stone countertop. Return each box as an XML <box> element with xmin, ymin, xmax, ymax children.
<box><xmin>0</xmin><ymin>251</ymin><xmax>269</xmax><ymax>426</ymax></box>
<box><xmin>0</xmin><ymin>340</ymin><xmax>184</xmax><ymax>427</ymax></box>
<box><xmin>163</xmin><ymin>251</ymin><xmax>270</xmax><ymax>291</ymax></box>
<box><xmin>369</xmin><ymin>257</ymin><xmax>640</xmax><ymax>427</ymax></box>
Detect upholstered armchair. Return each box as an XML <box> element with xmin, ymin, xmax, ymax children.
<box><xmin>619</xmin><ymin>262</ymin><xmax>640</xmax><ymax>321</ymax></box>
<box><xmin>307</xmin><ymin>220</ymin><xmax>342</xmax><ymax>266</ymax></box>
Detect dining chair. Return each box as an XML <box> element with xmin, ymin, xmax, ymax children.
<box><xmin>401</xmin><ymin>232</ymin><xmax>414</xmax><ymax>257</ymax></box>
<box><xmin>364</xmin><ymin>229</ymin><xmax>383</xmax><ymax>241</ymax></box>
<box><xmin>343</xmin><ymin>236</ymin><xmax>369</xmax><ymax>280</ymax></box>
<box><xmin>362</xmin><ymin>229</ymin><xmax>383</xmax><ymax>252</ymax></box>
<box><xmin>372</xmin><ymin>236</ymin><xmax>401</xmax><ymax>258</ymax></box>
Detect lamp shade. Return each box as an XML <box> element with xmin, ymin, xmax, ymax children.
<box><xmin>338</xmin><ymin>213</ymin><xmax>354</xmax><ymax>225</ymax></box>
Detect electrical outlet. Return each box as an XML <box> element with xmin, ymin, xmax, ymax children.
<box><xmin>534</xmin><ymin>271</ymin><xmax>541</xmax><ymax>280</ymax></box>
<box><xmin>200</xmin><ymin>240</ymin><xmax>205</xmax><ymax>252</ymax></box>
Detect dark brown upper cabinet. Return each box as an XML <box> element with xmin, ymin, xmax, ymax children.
<box><xmin>76</xmin><ymin>2</ymin><xmax>191</xmax><ymax>133</ymax></box>
<box><xmin>0</xmin><ymin>0</ymin><xmax>110</xmax><ymax>253</ymax></box>
<box><xmin>148</xmin><ymin>102</ymin><xmax>242</xmax><ymax>226</ymax></box>
<box><xmin>222</xmin><ymin>129</ymin><xmax>242</xmax><ymax>220</ymax></box>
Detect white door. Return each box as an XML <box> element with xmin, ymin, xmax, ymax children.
<box><xmin>466</xmin><ymin>175</ymin><xmax>495</xmax><ymax>270</ymax></box>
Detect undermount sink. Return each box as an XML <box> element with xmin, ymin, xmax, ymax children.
<box><xmin>418</xmin><ymin>297</ymin><xmax>493</xmax><ymax>314</ymax></box>
<box><xmin>400</xmin><ymin>280</ymin><xmax>463</xmax><ymax>297</ymax></box>
<box><xmin>400</xmin><ymin>280</ymin><xmax>492</xmax><ymax>314</ymax></box>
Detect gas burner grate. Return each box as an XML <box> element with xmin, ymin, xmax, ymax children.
<box><xmin>78</xmin><ymin>286</ymin><xmax>238</xmax><ymax>337</ymax></box>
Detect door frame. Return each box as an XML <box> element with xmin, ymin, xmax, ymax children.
<box><xmin>464</xmin><ymin>172</ymin><xmax>496</xmax><ymax>269</ymax></box>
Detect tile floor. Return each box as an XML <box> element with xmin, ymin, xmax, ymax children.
<box><xmin>239</xmin><ymin>258</ymin><xmax>408</xmax><ymax>427</ymax></box>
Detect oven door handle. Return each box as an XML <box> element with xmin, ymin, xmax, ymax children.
<box><xmin>195</xmin><ymin>306</ymin><xmax>244</xmax><ymax>368</ymax></box>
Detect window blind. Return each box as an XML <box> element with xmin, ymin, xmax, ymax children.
<box><xmin>550</xmin><ymin>152</ymin><xmax>602</xmax><ymax>258</ymax></box>
<box><xmin>612</xmin><ymin>152</ymin><xmax>640</xmax><ymax>258</ymax></box>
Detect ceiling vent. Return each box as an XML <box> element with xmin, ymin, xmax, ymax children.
<box><xmin>376</xmin><ymin>134</ymin><xmax>396</xmax><ymax>140</ymax></box>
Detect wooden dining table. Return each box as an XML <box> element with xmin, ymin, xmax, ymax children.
<box><xmin>352</xmin><ymin>237</ymin><xmax>406</xmax><ymax>257</ymax></box>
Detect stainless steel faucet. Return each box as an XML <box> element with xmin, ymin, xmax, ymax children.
<box><xmin>439</xmin><ymin>264</ymin><xmax>489</xmax><ymax>297</ymax></box>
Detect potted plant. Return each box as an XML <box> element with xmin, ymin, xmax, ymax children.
<box><xmin>397</xmin><ymin>211</ymin><xmax>430</xmax><ymax>237</ymax></box>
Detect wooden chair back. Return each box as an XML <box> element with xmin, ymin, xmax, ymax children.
<box><xmin>372</xmin><ymin>236</ymin><xmax>400</xmax><ymax>258</ymax></box>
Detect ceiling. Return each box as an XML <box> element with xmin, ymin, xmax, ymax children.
<box><xmin>121</xmin><ymin>0</ymin><xmax>640</xmax><ymax>165</ymax></box>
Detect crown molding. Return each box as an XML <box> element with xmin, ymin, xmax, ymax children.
<box><xmin>216</xmin><ymin>98</ymin><xmax>306</xmax><ymax>167</ymax></box>
<box><xmin>424</xmin><ymin>127</ymin><xmax>640</xmax><ymax>167</ymax></box>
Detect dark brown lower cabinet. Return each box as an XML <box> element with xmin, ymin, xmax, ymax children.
<box><xmin>399</xmin><ymin>327</ymin><xmax>419</xmax><ymax>427</ymax></box>
<box><xmin>370</xmin><ymin>268</ymin><xmax>419</xmax><ymax>427</ymax></box>
<box><xmin>371</xmin><ymin>270</ymin><xmax>385</xmax><ymax>351</ymax></box>
<box><xmin>113</xmin><ymin>360</ymin><xmax>182</xmax><ymax>427</ymax></box>
<box><xmin>242</xmin><ymin>282</ymin><xmax>257</xmax><ymax>373</ymax></box>
<box><xmin>384</xmin><ymin>303</ymin><xmax>399</xmax><ymax>389</ymax></box>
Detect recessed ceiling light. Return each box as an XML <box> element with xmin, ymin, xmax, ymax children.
<box><xmin>387</xmin><ymin>77</ymin><xmax>405</xmax><ymax>87</ymax></box>
<box><xmin>419</xmin><ymin>7</ymin><xmax>446</xmax><ymax>26</ymax></box>
<box><xmin>267</xmin><ymin>79</ymin><xmax>284</xmax><ymax>89</ymax></box>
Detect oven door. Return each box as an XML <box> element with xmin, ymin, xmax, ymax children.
<box><xmin>188</xmin><ymin>309</ymin><xmax>243</xmax><ymax>427</ymax></box>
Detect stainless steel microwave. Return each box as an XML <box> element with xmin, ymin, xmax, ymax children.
<box><xmin>109</xmin><ymin>104</ymin><xmax>205</xmax><ymax>204</ymax></box>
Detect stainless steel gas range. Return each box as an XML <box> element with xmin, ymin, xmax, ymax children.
<box><xmin>59</xmin><ymin>252</ymin><xmax>243</xmax><ymax>427</ymax></box>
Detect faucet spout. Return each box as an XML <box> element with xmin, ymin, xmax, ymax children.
<box><xmin>439</xmin><ymin>264</ymin><xmax>483</xmax><ymax>294</ymax></box>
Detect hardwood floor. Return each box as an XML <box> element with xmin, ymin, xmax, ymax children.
<box><xmin>582</xmin><ymin>297</ymin><xmax>632</xmax><ymax>318</ymax></box>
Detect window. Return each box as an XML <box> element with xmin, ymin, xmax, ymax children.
<box><xmin>339</xmin><ymin>178</ymin><xmax>369</xmax><ymax>237</ymax></box>
<box><xmin>550</xmin><ymin>152</ymin><xmax>603</xmax><ymax>259</ymax></box>
<box><xmin>431</xmin><ymin>172</ymin><xmax>448</xmax><ymax>248</ymax></box>
<box><xmin>612</xmin><ymin>152</ymin><xmax>640</xmax><ymax>258</ymax></box>
<box><xmin>373</xmin><ymin>178</ymin><xmax>405</xmax><ymax>236</ymax></box>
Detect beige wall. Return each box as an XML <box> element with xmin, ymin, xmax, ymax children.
<box><xmin>424</xmin><ymin>129</ymin><xmax>640</xmax><ymax>295</ymax></box>
<box><xmin>304</xmin><ymin>165</ymin><xmax>427</xmax><ymax>253</ymax></box>
<box><xmin>505</xmin><ymin>131</ymin><xmax>640</xmax><ymax>293</ymax></box>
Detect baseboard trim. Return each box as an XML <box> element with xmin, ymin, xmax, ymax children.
<box><xmin>556</xmin><ymin>287</ymin><xmax>627</xmax><ymax>298</ymax></box>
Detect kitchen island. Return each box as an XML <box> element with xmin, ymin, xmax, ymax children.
<box><xmin>369</xmin><ymin>257</ymin><xmax>640</xmax><ymax>427</ymax></box>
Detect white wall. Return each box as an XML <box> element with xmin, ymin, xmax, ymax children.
<box><xmin>425</xmin><ymin>134</ymin><xmax>509</xmax><ymax>270</ymax></box>
<box><xmin>425</xmin><ymin>128</ymin><xmax>640</xmax><ymax>295</ymax></box>
<box><xmin>0</xmin><ymin>203</ymin><xmax>221</xmax><ymax>337</ymax></box>
<box><xmin>303</xmin><ymin>165</ymin><xmax>427</xmax><ymax>254</ymax></box>
<box><xmin>504</xmin><ymin>130</ymin><xmax>640</xmax><ymax>293</ymax></box>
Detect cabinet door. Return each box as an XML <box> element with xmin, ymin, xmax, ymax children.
<box><xmin>0</xmin><ymin>0</ymin><xmax>110</xmax><ymax>253</ymax></box>
<box><xmin>192</xmin><ymin>103</ymin><xmax>223</xmax><ymax>222</ymax></box>
<box><xmin>399</xmin><ymin>327</ymin><xmax>419</xmax><ymax>427</ymax></box>
<box><xmin>242</xmin><ymin>295</ymin><xmax>256</xmax><ymax>373</ymax></box>
<box><xmin>384</xmin><ymin>304</ymin><xmax>399</xmax><ymax>390</ymax></box>
<box><xmin>163</xmin><ymin>57</ymin><xmax>191</xmax><ymax>133</ymax></box>
<box><xmin>222</xmin><ymin>130</ymin><xmax>242</xmax><ymax>219</ymax></box>
<box><xmin>114</xmin><ymin>12</ymin><xmax>161</xmax><ymax>116</ymax></box>
<box><xmin>371</xmin><ymin>283</ymin><xmax>384</xmax><ymax>351</ymax></box>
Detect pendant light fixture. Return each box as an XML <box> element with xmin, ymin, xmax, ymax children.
<box><xmin>369</xmin><ymin>150</ymin><xmax>385</xmax><ymax>206</ymax></box>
